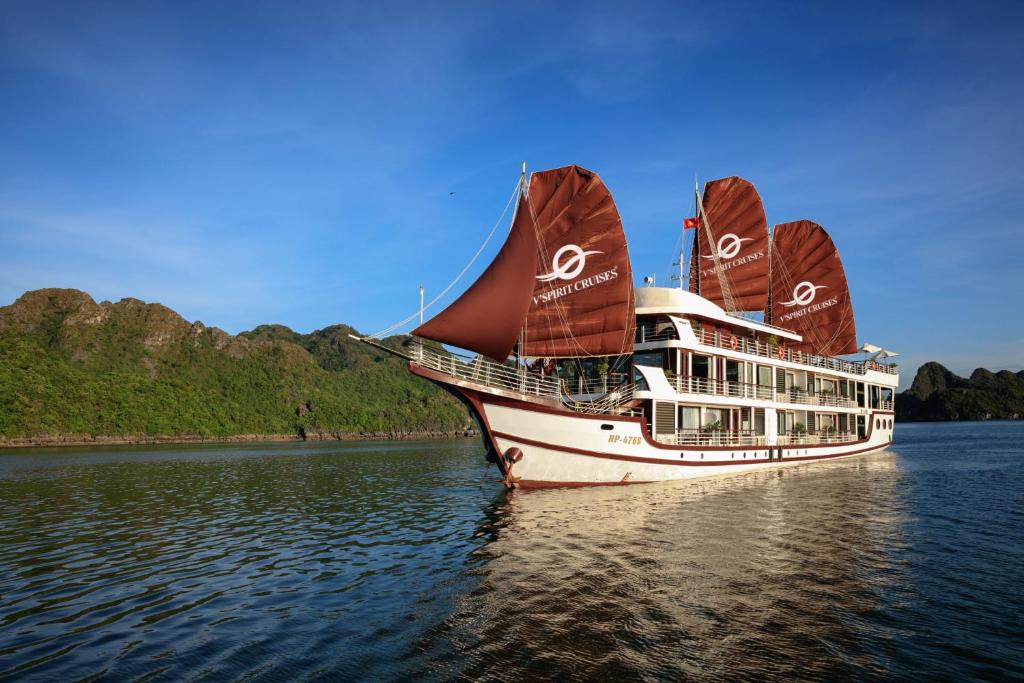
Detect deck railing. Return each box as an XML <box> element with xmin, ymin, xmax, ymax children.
<box><xmin>658</xmin><ymin>429</ymin><xmax>859</xmax><ymax>447</ymax></box>
<box><xmin>689</xmin><ymin>328</ymin><xmax>899</xmax><ymax>376</ymax></box>
<box><xmin>563</xmin><ymin>374</ymin><xmax>631</xmax><ymax>396</ymax></box>
<box><xmin>784</xmin><ymin>390</ymin><xmax>855</xmax><ymax>408</ymax></box>
<box><xmin>635</xmin><ymin>326</ymin><xmax>678</xmax><ymax>344</ymax></box>
<box><xmin>667</xmin><ymin>374</ymin><xmax>857</xmax><ymax>408</ymax></box>
<box><xmin>564</xmin><ymin>383</ymin><xmax>638</xmax><ymax>415</ymax></box>
<box><xmin>670</xmin><ymin>374</ymin><xmax>775</xmax><ymax>401</ymax></box>
<box><xmin>663</xmin><ymin>429</ymin><xmax>768</xmax><ymax>446</ymax></box>
<box><xmin>410</xmin><ymin>341</ymin><xmax>562</xmax><ymax>399</ymax></box>
<box><xmin>776</xmin><ymin>431</ymin><xmax>858</xmax><ymax>445</ymax></box>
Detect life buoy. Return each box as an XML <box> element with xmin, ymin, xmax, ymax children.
<box><xmin>871</xmin><ymin>361</ymin><xmax>878</xmax><ymax>371</ymax></box>
<box><xmin>729</xmin><ymin>335</ymin><xmax>739</xmax><ymax>350</ymax></box>
<box><xmin>777</xmin><ymin>345</ymin><xmax>785</xmax><ymax>360</ymax></box>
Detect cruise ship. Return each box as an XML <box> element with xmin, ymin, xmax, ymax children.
<box><xmin>356</xmin><ymin>165</ymin><xmax>898</xmax><ymax>488</ymax></box>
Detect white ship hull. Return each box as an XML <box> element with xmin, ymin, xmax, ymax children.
<box><xmin>412</xmin><ymin>364</ymin><xmax>895</xmax><ymax>488</ymax></box>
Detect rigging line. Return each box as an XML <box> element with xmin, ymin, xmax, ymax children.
<box><xmin>528</xmin><ymin>188</ymin><xmax>599</xmax><ymax>360</ymax></box>
<box><xmin>524</xmin><ymin>178</ymin><xmax>630</xmax><ymax>361</ymax></box>
<box><xmin>772</xmin><ymin>250</ymin><xmax>848</xmax><ymax>355</ymax></box>
<box><xmin>369</xmin><ymin>176</ymin><xmax>523</xmax><ymax>339</ymax></box>
<box><xmin>524</xmin><ymin>185</ymin><xmax>591</xmax><ymax>358</ymax></box>
<box><xmin>695</xmin><ymin>188</ymin><xmax>738</xmax><ymax>313</ymax></box>
<box><xmin>666</xmin><ymin>224</ymin><xmax>683</xmax><ymax>288</ymax></box>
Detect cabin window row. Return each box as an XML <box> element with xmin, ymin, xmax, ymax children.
<box><xmin>632</xmin><ymin>349</ymin><xmax>893</xmax><ymax>407</ymax></box>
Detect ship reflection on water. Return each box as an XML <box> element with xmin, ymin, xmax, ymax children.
<box><xmin>421</xmin><ymin>453</ymin><xmax>909</xmax><ymax>680</ymax></box>
<box><xmin>2</xmin><ymin>425</ymin><xmax>1020</xmax><ymax>680</ymax></box>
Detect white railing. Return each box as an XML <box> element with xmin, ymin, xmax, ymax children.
<box><xmin>409</xmin><ymin>341</ymin><xmax>561</xmax><ymax>399</ymax></box>
<box><xmin>635</xmin><ymin>326</ymin><xmax>678</xmax><ymax>344</ymax></box>
<box><xmin>564</xmin><ymin>383</ymin><xmax>638</xmax><ymax>415</ymax></box>
<box><xmin>776</xmin><ymin>431</ymin><xmax>858</xmax><ymax>445</ymax></box>
<box><xmin>783</xmin><ymin>390</ymin><xmax>855</xmax><ymax>408</ymax></box>
<box><xmin>563</xmin><ymin>374</ymin><xmax>630</xmax><ymax>396</ymax></box>
<box><xmin>670</xmin><ymin>374</ymin><xmax>774</xmax><ymax>401</ymax></box>
<box><xmin>879</xmin><ymin>399</ymin><xmax>894</xmax><ymax>411</ymax></box>
<box><xmin>690</xmin><ymin>328</ymin><xmax>898</xmax><ymax>376</ymax></box>
<box><xmin>663</xmin><ymin>429</ymin><xmax>768</xmax><ymax>446</ymax></box>
<box><xmin>658</xmin><ymin>429</ymin><xmax>859</xmax><ymax>447</ymax></box>
<box><xmin>668</xmin><ymin>375</ymin><xmax>856</xmax><ymax>408</ymax></box>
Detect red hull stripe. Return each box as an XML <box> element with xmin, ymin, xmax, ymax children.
<box><xmin>492</xmin><ymin>430</ymin><xmax>888</xmax><ymax>467</ymax></box>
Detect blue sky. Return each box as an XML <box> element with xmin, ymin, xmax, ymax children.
<box><xmin>1</xmin><ymin>1</ymin><xmax>1021</xmax><ymax>388</ymax></box>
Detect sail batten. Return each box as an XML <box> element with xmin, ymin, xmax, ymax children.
<box><xmin>522</xmin><ymin>166</ymin><xmax>635</xmax><ymax>358</ymax></box>
<box><xmin>767</xmin><ymin>220</ymin><xmax>858</xmax><ymax>356</ymax></box>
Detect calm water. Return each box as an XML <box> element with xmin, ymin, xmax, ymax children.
<box><xmin>1</xmin><ymin>423</ymin><xmax>1022</xmax><ymax>681</ymax></box>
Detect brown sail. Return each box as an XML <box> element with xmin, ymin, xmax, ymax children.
<box><xmin>521</xmin><ymin>165</ymin><xmax>635</xmax><ymax>358</ymax></box>
<box><xmin>412</xmin><ymin>192</ymin><xmax>537</xmax><ymax>362</ymax></box>
<box><xmin>767</xmin><ymin>220</ymin><xmax>858</xmax><ymax>356</ymax></box>
<box><xmin>688</xmin><ymin>176</ymin><xmax>769</xmax><ymax>312</ymax></box>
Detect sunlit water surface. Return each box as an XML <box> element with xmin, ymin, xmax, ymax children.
<box><xmin>1</xmin><ymin>422</ymin><xmax>1022</xmax><ymax>680</ymax></box>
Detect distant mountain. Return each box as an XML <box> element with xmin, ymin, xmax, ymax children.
<box><xmin>0</xmin><ymin>289</ymin><xmax>470</xmax><ymax>445</ymax></box>
<box><xmin>896</xmin><ymin>361</ymin><xmax>1024</xmax><ymax>421</ymax></box>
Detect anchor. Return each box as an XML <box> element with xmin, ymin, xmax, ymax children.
<box><xmin>502</xmin><ymin>447</ymin><xmax>523</xmax><ymax>489</ymax></box>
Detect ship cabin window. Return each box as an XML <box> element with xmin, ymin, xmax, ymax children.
<box><xmin>635</xmin><ymin>316</ymin><xmax>678</xmax><ymax>344</ymax></box>
<box><xmin>819</xmin><ymin>414</ymin><xmax>836</xmax><ymax>432</ymax></box>
<box><xmin>704</xmin><ymin>408</ymin><xmax>726</xmax><ymax>428</ymax></box>
<box><xmin>881</xmin><ymin>387</ymin><xmax>893</xmax><ymax>403</ymax></box>
<box><xmin>869</xmin><ymin>385</ymin><xmax>881</xmax><ymax>409</ymax></box>
<box><xmin>680</xmin><ymin>406</ymin><xmax>700</xmax><ymax>430</ymax></box>
<box><xmin>754</xmin><ymin>408</ymin><xmax>766</xmax><ymax>435</ymax></box>
<box><xmin>820</xmin><ymin>378</ymin><xmax>836</xmax><ymax>395</ymax></box>
<box><xmin>725</xmin><ymin>359</ymin><xmax>741</xmax><ymax>383</ymax></box>
<box><xmin>856</xmin><ymin>383</ymin><xmax>866</xmax><ymax>408</ymax></box>
<box><xmin>692</xmin><ymin>354</ymin><xmax>711</xmax><ymax>379</ymax></box>
<box><xmin>633</xmin><ymin>351</ymin><xmax>664</xmax><ymax>370</ymax></box>
<box><xmin>785</xmin><ymin>372</ymin><xmax>796</xmax><ymax>390</ymax></box>
<box><xmin>778</xmin><ymin>411</ymin><xmax>795</xmax><ymax>434</ymax></box>
<box><xmin>757</xmin><ymin>366</ymin><xmax>773</xmax><ymax>387</ymax></box>
<box><xmin>839</xmin><ymin>380</ymin><xmax>850</xmax><ymax>398</ymax></box>
<box><xmin>633</xmin><ymin>370</ymin><xmax>650</xmax><ymax>391</ymax></box>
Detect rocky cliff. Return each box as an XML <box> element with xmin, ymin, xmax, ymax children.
<box><xmin>896</xmin><ymin>361</ymin><xmax>1024</xmax><ymax>421</ymax></box>
<box><xmin>0</xmin><ymin>289</ymin><xmax>471</xmax><ymax>444</ymax></box>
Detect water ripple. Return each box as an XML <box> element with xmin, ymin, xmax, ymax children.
<box><xmin>0</xmin><ymin>424</ymin><xmax>1022</xmax><ymax>680</ymax></box>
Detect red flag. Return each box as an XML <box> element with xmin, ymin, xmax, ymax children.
<box><xmin>683</xmin><ymin>217</ymin><xmax>699</xmax><ymax>229</ymax></box>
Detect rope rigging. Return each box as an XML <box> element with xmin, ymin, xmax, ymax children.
<box><xmin>368</xmin><ymin>177</ymin><xmax>523</xmax><ymax>339</ymax></box>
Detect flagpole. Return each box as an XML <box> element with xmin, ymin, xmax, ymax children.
<box><xmin>693</xmin><ymin>174</ymin><xmax>700</xmax><ymax>296</ymax></box>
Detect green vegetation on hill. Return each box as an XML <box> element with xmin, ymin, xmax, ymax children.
<box><xmin>0</xmin><ymin>289</ymin><xmax>469</xmax><ymax>442</ymax></box>
<box><xmin>896</xmin><ymin>361</ymin><xmax>1024</xmax><ymax>421</ymax></box>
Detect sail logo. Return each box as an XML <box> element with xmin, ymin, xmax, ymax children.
<box><xmin>537</xmin><ymin>244</ymin><xmax>602</xmax><ymax>283</ymax></box>
<box><xmin>780</xmin><ymin>281</ymin><xmax>827</xmax><ymax>307</ymax></box>
<box><xmin>777</xmin><ymin>280</ymin><xmax>839</xmax><ymax>324</ymax></box>
<box><xmin>698</xmin><ymin>232</ymin><xmax>765</xmax><ymax>280</ymax></box>
<box><xmin>701</xmin><ymin>233</ymin><xmax>752</xmax><ymax>260</ymax></box>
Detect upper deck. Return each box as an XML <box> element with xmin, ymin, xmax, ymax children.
<box><xmin>634</xmin><ymin>287</ymin><xmax>898</xmax><ymax>385</ymax></box>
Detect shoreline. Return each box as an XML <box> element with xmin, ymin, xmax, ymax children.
<box><xmin>0</xmin><ymin>429</ymin><xmax>481</xmax><ymax>450</ymax></box>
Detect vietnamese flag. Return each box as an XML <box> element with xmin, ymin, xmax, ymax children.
<box><xmin>683</xmin><ymin>217</ymin><xmax>700</xmax><ymax>229</ymax></box>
